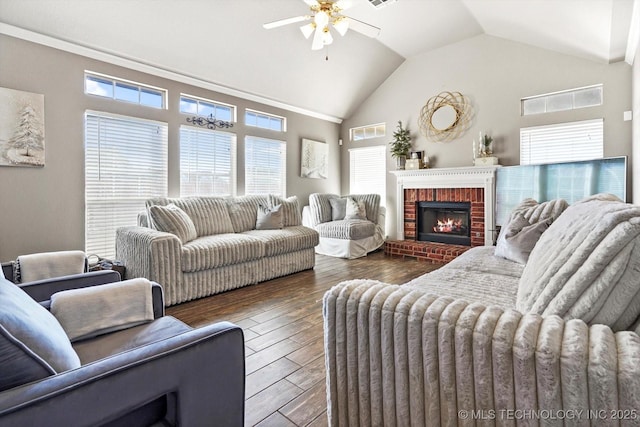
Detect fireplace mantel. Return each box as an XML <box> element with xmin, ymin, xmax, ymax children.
<box><xmin>390</xmin><ymin>166</ymin><xmax>500</xmax><ymax>246</ymax></box>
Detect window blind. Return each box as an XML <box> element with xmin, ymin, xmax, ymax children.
<box><xmin>349</xmin><ymin>146</ymin><xmax>386</xmax><ymax>206</ymax></box>
<box><xmin>495</xmin><ymin>157</ymin><xmax>626</xmax><ymax>225</ymax></box>
<box><xmin>180</xmin><ymin>126</ymin><xmax>236</xmax><ymax>197</ymax></box>
<box><xmin>520</xmin><ymin>118</ymin><xmax>603</xmax><ymax>165</ymax></box>
<box><xmin>245</xmin><ymin>136</ymin><xmax>286</xmax><ymax>196</ymax></box>
<box><xmin>85</xmin><ymin>111</ymin><xmax>167</xmax><ymax>258</ymax></box>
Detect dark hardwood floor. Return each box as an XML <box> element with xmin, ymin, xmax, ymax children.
<box><xmin>167</xmin><ymin>250</ymin><xmax>442</xmax><ymax>427</ymax></box>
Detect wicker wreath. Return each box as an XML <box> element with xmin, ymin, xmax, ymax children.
<box><xmin>419</xmin><ymin>91</ymin><xmax>471</xmax><ymax>143</ymax></box>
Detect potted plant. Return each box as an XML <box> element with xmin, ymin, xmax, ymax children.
<box><xmin>389</xmin><ymin>120</ymin><xmax>412</xmax><ymax>170</ymax></box>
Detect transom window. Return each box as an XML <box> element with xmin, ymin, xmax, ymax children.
<box><xmin>350</xmin><ymin>123</ymin><xmax>386</xmax><ymax>141</ymax></box>
<box><xmin>179</xmin><ymin>94</ymin><xmax>236</xmax><ymax>123</ymax></box>
<box><xmin>521</xmin><ymin>84</ymin><xmax>602</xmax><ymax>116</ymax></box>
<box><xmin>245</xmin><ymin>109</ymin><xmax>286</xmax><ymax>132</ymax></box>
<box><xmin>84</xmin><ymin>71</ymin><xmax>166</xmax><ymax>109</ymax></box>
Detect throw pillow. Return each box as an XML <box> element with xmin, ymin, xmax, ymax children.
<box><xmin>148</xmin><ymin>203</ymin><xmax>197</xmax><ymax>243</ymax></box>
<box><xmin>256</xmin><ymin>204</ymin><xmax>284</xmax><ymax>230</ymax></box>
<box><xmin>495</xmin><ymin>214</ymin><xmax>551</xmax><ymax>264</ymax></box>
<box><xmin>345</xmin><ymin>197</ymin><xmax>366</xmax><ymax>220</ymax></box>
<box><xmin>329</xmin><ymin>198</ymin><xmax>347</xmax><ymax>221</ymax></box>
<box><xmin>0</xmin><ymin>276</ymin><xmax>81</xmax><ymax>391</ymax></box>
<box><xmin>268</xmin><ymin>195</ymin><xmax>302</xmax><ymax>226</ymax></box>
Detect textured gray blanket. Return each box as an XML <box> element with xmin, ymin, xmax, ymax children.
<box><xmin>517</xmin><ymin>195</ymin><xmax>640</xmax><ymax>330</ymax></box>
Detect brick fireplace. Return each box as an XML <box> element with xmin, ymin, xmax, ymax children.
<box><xmin>386</xmin><ymin>167</ymin><xmax>499</xmax><ymax>263</ymax></box>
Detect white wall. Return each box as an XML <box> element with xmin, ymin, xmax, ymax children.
<box><xmin>0</xmin><ymin>34</ymin><xmax>341</xmax><ymax>261</ymax></box>
<box><xmin>633</xmin><ymin>35</ymin><xmax>640</xmax><ymax>204</ymax></box>
<box><xmin>341</xmin><ymin>34</ymin><xmax>633</xmax><ymax>238</ymax></box>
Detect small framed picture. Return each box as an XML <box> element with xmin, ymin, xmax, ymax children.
<box><xmin>410</xmin><ymin>150</ymin><xmax>423</xmax><ymax>160</ymax></box>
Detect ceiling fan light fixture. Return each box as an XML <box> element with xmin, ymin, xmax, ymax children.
<box><xmin>322</xmin><ymin>27</ymin><xmax>333</xmax><ymax>45</ymax></box>
<box><xmin>300</xmin><ymin>22</ymin><xmax>315</xmax><ymax>39</ymax></box>
<box><xmin>314</xmin><ymin>10</ymin><xmax>329</xmax><ymax>27</ymax></box>
<box><xmin>333</xmin><ymin>17</ymin><xmax>349</xmax><ymax>36</ymax></box>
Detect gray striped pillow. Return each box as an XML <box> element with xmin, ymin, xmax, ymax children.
<box><xmin>268</xmin><ymin>195</ymin><xmax>301</xmax><ymax>226</ymax></box>
<box><xmin>148</xmin><ymin>203</ymin><xmax>197</xmax><ymax>243</ymax></box>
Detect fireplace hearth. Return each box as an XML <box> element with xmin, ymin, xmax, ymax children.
<box><xmin>417</xmin><ymin>201</ymin><xmax>471</xmax><ymax>246</ymax></box>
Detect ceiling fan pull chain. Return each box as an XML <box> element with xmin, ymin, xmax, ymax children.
<box><xmin>325</xmin><ymin>45</ymin><xmax>329</xmax><ymax>61</ymax></box>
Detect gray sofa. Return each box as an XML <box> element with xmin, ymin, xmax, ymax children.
<box><xmin>303</xmin><ymin>193</ymin><xmax>385</xmax><ymax>259</ymax></box>
<box><xmin>116</xmin><ymin>195</ymin><xmax>319</xmax><ymax>306</ymax></box>
<box><xmin>0</xmin><ymin>268</ymin><xmax>245</xmax><ymax>426</ymax></box>
<box><xmin>324</xmin><ymin>194</ymin><xmax>640</xmax><ymax>426</ymax></box>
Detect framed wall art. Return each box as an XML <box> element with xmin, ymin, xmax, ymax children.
<box><xmin>0</xmin><ymin>87</ymin><xmax>45</xmax><ymax>167</ymax></box>
<box><xmin>300</xmin><ymin>138</ymin><xmax>328</xmax><ymax>179</ymax></box>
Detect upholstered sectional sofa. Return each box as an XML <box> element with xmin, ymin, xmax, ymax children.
<box><xmin>302</xmin><ymin>193</ymin><xmax>385</xmax><ymax>259</ymax></box>
<box><xmin>116</xmin><ymin>195</ymin><xmax>319</xmax><ymax>306</ymax></box>
<box><xmin>324</xmin><ymin>194</ymin><xmax>640</xmax><ymax>426</ymax></box>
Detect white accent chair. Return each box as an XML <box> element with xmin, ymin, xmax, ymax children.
<box><xmin>302</xmin><ymin>193</ymin><xmax>385</xmax><ymax>259</ymax></box>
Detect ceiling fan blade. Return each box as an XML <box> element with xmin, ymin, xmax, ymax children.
<box><xmin>311</xmin><ymin>27</ymin><xmax>325</xmax><ymax>50</ymax></box>
<box><xmin>344</xmin><ymin>16</ymin><xmax>381</xmax><ymax>38</ymax></box>
<box><xmin>302</xmin><ymin>0</ymin><xmax>319</xmax><ymax>6</ymax></box>
<box><xmin>335</xmin><ymin>0</ymin><xmax>353</xmax><ymax>10</ymax></box>
<box><xmin>263</xmin><ymin>15</ymin><xmax>309</xmax><ymax>29</ymax></box>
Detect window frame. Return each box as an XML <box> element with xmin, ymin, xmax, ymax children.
<box><xmin>350</xmin><ymin>123</ymin><xmax>386</xmax><ymax>142</ymax></box>
<box><xmin>519</xmin><ymin>118</ymin><xmax>604</xmax><ymax>166</ymax></box>
<box><xmin>84</xmin><ymin>110</ymin><xmax>168</xmax><ymax>258</ymax></box>
<box><xmin>245</xmin><ymin>109</ymin><xmax>287</xmax><ymax>132</ymax></box>
<box><xmin>349</xmin><ymin>145</ymin><xmax>386</xmax><ymax>206</ymax></box>
<box><xmin>244</xmin><ymin>135</ymin><xmax>287</xmax><ymax>197</ymax></box>
<box><xmin>84</xmin><ymin>71</ymin><xmax>167</xmax><ymax>109</ymax></box>
<box><xmin>521</xmin><ymin>84</ymin><xmax>603</xmax><ymax>116</ymax></box>
<box><xmin>179</xmin><ymin>93</ymin><xmax>237</xmax><ymax>123</ymax></box>
<box><xmin>179</xmin><ymin>125</ymin><xmax>237</xmax><ymax>197</ymax></box>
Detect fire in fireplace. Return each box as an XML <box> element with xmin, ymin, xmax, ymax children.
<box><xmin>417</xmin><ymin>201</ymin><xmax>471</xmax><ymax>246</ymax></box>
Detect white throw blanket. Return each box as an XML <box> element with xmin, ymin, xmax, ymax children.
<box><xmin>51</xmin><ymin>278</ymin><xmax>154</xmax><ymax>342</ymax></box>
<box><xmin>17</xmin><ymin>250</ymin><xmax>86</xmax><ymax>283</ymax></box>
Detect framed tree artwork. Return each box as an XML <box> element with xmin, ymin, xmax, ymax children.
<box><xmin>300</xmin><ymin>138</ymin><xmax>328</xmax><ymax>179</ymax></box>
<box><xmin>0</xmin><ymin>87</ymin><xmax>45</xmax><ymax>167</ymax></box>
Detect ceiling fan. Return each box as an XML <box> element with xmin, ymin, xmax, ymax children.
<box><xmin>263</xmin><ymin>0</ymin><xmax>381</xmax><ymax>51</ymax></box>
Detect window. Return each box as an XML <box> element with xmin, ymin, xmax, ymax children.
<box><xmin>245</xmin><ymin>109</ymin><xmax>286</xmax><ymax>132</ymax></box>
<box><xmin>179</xmin><ymin>94</ymin><xmax>236</xmax><ymax>122</ymax></box>
<box><xmin>349</xmin><ymin>146</ymin><xmax>386</xmax><ymax>206</ymax></box>
<box><xmin>85</xmin><ymin>111</ymin><xmax>168</xmax><ymax>258</ymax></box>
<box><xmin>521</xmin><ymin>85</ymin><xmax>602</xmax><ymax>116</ymax></box>
<box><xmin>350</xmin><ymin>123</ymin><xmax>386</xmax><ymax>141</ymax></box>
<box><xmin>84</xmin><ymin>72</ymin><xmax>166</xmax><ymax>109</ymax></box>
<box><xmin>520</xmin><ymin>118</ymin><xmax>603</xmax><ymax>165</ymax></box>
<box><xmin>180</xmin><ymin>126</ymin><xmax>237</xmax><ymax>196</ymax></box>
<box><xmin>245</xmin><ymin>136</ymin><xmax>286</xmax><ymax>196</ymax></box>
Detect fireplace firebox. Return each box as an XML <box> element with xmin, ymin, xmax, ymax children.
<box><xmin>417</xmin><ymin>201</ymin><xmax>471</xmax><ymax>246</ymax></box>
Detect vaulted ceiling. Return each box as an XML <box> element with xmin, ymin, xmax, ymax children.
<box><xmin>0</xmin><ymin>0</ymin><xmax>635</xmax><ymax>122</ymax></box>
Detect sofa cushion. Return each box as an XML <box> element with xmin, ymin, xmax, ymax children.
<box><xmin>181</xmin><ymin>234</ymin><xmax>265</xmax><ymax>272</ymax></box>
<box><xmin>226</xmin><ymin>195</ymin><xmax>269</xmax><ymax>233</ymax></box>
<box><xmin>495</xmin><ymin>214</ymin><xmax>551</xmax><ymax>265</ymax></box>
<box><xmin>256</xmin><ymin>204</ymin><xmax>283</xmax><ymax>230</ymax></box>
<box><xmin>516</xmin><ymin>194</ymin><xmax>640</xmax><ymax>330</ymax></box>
<box><xmin>0</xmin><ymin>277</ymin><xmax>81</xmax><ymax>391</ymax></box>
<box><xmin>147</xmin><ymin>197</ymin><xmax>234</xmax><ymax>236</ymax></box>
<box><xmin>329</xmin><ymin>198</ymin><xmax>347</xmax><ymax>221</ymax></box>
<box><xmin>315</xmin><ymin>219</ymin><xmax>376</xmax><ymax>240</ymax></box>
<box><xmin>268</xmin><ymin>195</ymin><xmax>302</xmax><ymax>226</ymax></box>
<box><xmin>242</xmin><ymin>226</ymin><xmax>320</xmax><ymax>257</ymax></box>
<box><xmin>148</xmin><ymin>203</ymin><xmax>197</xmax><ymax>243</ymax></box>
